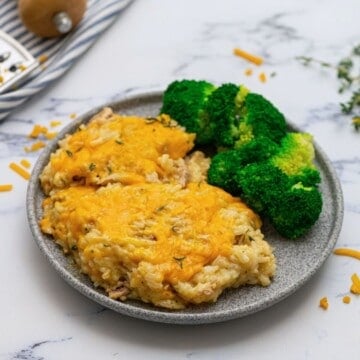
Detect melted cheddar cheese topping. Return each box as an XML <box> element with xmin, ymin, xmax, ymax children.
<box><xmin>40</xmin><ymin>109</ymin><xmax>195</xmax><ymax>193</ymax></box>
<box><xmin>41</xmin><ymin>182</ymin><xmax>261</xmax><ymax>283</ymax></box>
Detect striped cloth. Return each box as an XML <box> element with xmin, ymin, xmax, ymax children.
<box><xmin>0</xmin><ymin>0</ymin><xmax>133</xmax><ymax>121</ymax></box>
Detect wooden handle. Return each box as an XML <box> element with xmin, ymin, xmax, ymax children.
<box><xmin>18</xmin><ymin>0</ymin><xmax>87</xmax><ymax>38</ymax></box>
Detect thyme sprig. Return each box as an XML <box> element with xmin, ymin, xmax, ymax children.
<box><xmin>296</xmin><ymin>44</ymin><xmax>360</xmax><ymax>130</ymax></box>
<box><xmin>173</xmin><ymin>256</ymin><xmax>186</xmax><ymax>269</ymax></box>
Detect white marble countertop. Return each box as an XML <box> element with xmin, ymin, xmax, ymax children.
<box><xmin>1</xmin><ymin>0</ymin><xmax>360</xmax><ymax>358</ymax></box>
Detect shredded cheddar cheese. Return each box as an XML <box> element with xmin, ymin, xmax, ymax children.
<box><xmin>259</xmin><ymin>72</ymin><xmax>267</xmax><ymax>83</ymax></box>
<box><xmin>350</xmin><ymin>273</ymin><xmax>360</xmax><ymax>295</ymax></box>
<box><xmin>28</xmin><ymin>124</ymin><xmax>48</xmax><ymax>139</ymax></box>
<box><xmin>9</xmin><ymin>162</ymin><xmax>30</xmax><ymax>180</ymax></box>
<box><xmin>69</xmin><ymin>113</ymin><xmax>77</xmax><ymax>119</ymax></box>
<box><xmin>233</xmin><ymin>47</ymin><xmax>264</xmax><ymax>66</ymax></box>
<box><xmin>24</xmin><ymin>141</ymin><xmax>46</xmax><ymax>153</ymax></box>
<box><xmin>0</xmin><ymin>184</ymin><xmax>13</xmax><ymax>192</ymax></box>
<box><xmin>342</xmin><ymin>295</ymin><xmax>351</xmax><ymax>304</ymax></box>
<box><xmin>50</xmin><ymin>120</ymin><xmax>62</xmax><ymax>127</ymax></box>
<box><xmin>319</xmin><ymin>297</ymin><xmax>329</xmax><ymax>310</ymax></box>
<box><xmin>334</xmin><ymin>247</ymin><xmax>360</xmax><ymax>260</ymax></box>
<box><xmin>20</xmin><ymin>159</ymin><xmax>31</xmax><ymax>169</ymax></box>
<box><xmin>44</xmin><ymin>131</ymin><xmax>57</xmax><ymax>140</ymax></box>
<box><xmin>244</xmin><ymin>68</ymin><xmax>253</xmax><ymax>76</ymax></box>
<box><xmin>28</xmin><ymin>124</ymin><xmax>57</xmax><ymax>140</ymax></box>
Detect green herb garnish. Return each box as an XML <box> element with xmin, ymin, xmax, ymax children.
<box><xmin>88</xmin><ymin>163</ymin><xmax>96</xmax><ymax>171</ymax></box>
<box><xmin>156</xmin><ymin>205</ymin><xmax>166</xmax><ymax>212</ymax></box>
<box><xmin>297</xmin><ymin>44</ymin><xmax>360</xmax><ymax>130</ymax></box>
<box><xmin>145</xmin><ymin>117</ymin><xmax>158</xmax><ymax>124</ymax></box>
<box><xmin>173</xmin><ymin>256</ymin><xmax>186</xmax><ymax>269</ymax></box>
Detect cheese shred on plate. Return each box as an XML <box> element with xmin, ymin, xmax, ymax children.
<box><xmin>350</xmin><ymin>273</ymin><xmax>360</xmax><ymax>295</ymax></box>
<box><xmin>39</xmin><ymin>108</ymin><xmax>276</xmax><ymax>309</ymax></box>
<box><xmin>319</xmin><ymin>297</ymin><xmax>329</xmax><ymax>310</ymax></box>
<box><xmin>0</xmin><ymin>184</ymin><xmax>13</xmax><ymax>192</ymax></box>
<box><xmin>9</xmin><ymin>162</ymin><xmax>30</xmax><ymax>180</ymax></box>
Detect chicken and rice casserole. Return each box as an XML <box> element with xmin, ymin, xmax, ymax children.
<box><xmin>39</xmin><ymin>108</ymin><xmax>276</xmax><ymax>309</ymax></box>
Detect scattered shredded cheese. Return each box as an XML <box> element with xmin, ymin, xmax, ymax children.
<box><xmin>24</xmin><ymin>141</ymin><xmax>46</xmax><ymax>153</ymax></box>
<box><xmin>69</xmin><ymin>113</ymin><xmax>77</xmax><ymax>119</ymax></box>
<box><xmin>28</xmin><ymin>124</ymin><xmax>57</xmax><ymax>141</ymax></box>
<box><xmin>319</xmin><ymin>297</ymin><xmax>329</xmax><ymax>310</ymax></box>
<box><xmin>20</xmin><ymin>159</ymin><xmax>31</xmax><ymax>169</ymax></box>
<box><xmin>44</xmin><ymin>131</ymin><xmax>57</xmax><ymax>140</ymax></box>
<box><xmin>244</xmin><ymin>68</ymin><xmax>253</xmax><ymax>76</ymax></box>
<box><xmin>350</xmin><ymin>273</ymin><xmax>360</xmax><ymax>295</ymax></box>
<box><xmin>342</xmin><ymin>295</ymin><xmax>351</xmax><ymax>304</ymax></box>
<box><xmin>50</xmin><ymin>120</ymin><xmax>62</xmax><ymax>128</ymax></box>
<box><xmin>9</xmin><ymin>162</ymin><xmax>30</xmax><ymax>180</ymax></box>
<box><xmin>0</xmin><ymin>184</ymin><xmax>13</xmax><ymax>192</ymax></box>
<box><xmin>259</xmin><ymin>72</ymin><xmax>267</xmax><ymax>83</ymax></box>
<box><xmin>233</xmin><ymin>47</ymin><xmax>264</xmax><ymax>66</ymax></box>
<box><xmin>334</xmin><ymin>247</ymin><xmax>360</xmax><ymax>260</ymax></box>
<box><xmin>28</xmin><ymin>124</ymin><xmax>48</xmax><ymax>139</ymax></box>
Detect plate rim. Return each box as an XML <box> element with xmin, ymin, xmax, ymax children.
<box><xmin>26</xmin><ymin>88</ymin><xmax>344</xmax><ymax>325</ymax></box>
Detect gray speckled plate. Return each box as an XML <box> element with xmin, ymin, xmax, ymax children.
<box><xmin>26</xmin><ymin>89</ymin><xmax>344</xmax><ymax>325</ymax></box>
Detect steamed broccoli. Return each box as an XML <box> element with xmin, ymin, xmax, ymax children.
<box><xmin>160</xmin><ymin>80</ymin><xmax>216</xmax><ymax>144</ymax></box>
<box><xmin>207</xmin><ymin>137</ymin><xmax>278</xmax><ymax>194</ymax></box>
<box><xmin>270</xmin><ymin>132</ymin><xmax>321</xmax><ymax>186</ymax></box>
<box><xmin>207</xmin><ymin>83</ymin><xmax>287</xmax><ymax>148</ymax></box>
<box><xmin>235</xmin><ymin>162</ymin><xmax>290</xmax><ymax>214</ymax></box>
<box><xmin>235</xmin><ymin>162</ymin><xmax>322</xmax><ymax>238</ymax></box>
<box><xmin>205</xmin><ymin>83</ymin><xmax>242</xmax><ymax>147</ymax></box>
<box><xmin>268</xmin><ymin>182</ymin><xmax>322</xmax><ymax>239</ymax></box>
<box><xmin>208</xmin><ymin>133</ymin><xmax>323</xmax><ymax>239</ymax></box>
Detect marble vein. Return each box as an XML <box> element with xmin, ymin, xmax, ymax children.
<box><xmin>8</xmin><ymin>337</ymin><xmax>72</xmax><ymax>360</ymax></box>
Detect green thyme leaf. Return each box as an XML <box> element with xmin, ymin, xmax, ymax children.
<box><xmin>297</xmin><ymin>44</ymin><xmax>360</xmax><ymax>130</ymax></box>
<box><xmin>89</xmin><ymin>163</ymin><xmax>96</xmax><ymax>171</ymax></box>
<box><xmin>352</xmin><ymin>117</ymin><xmax>360</xmax><ymax>130</ymax></box>
<box><xmin>173</xmin><ymin>256</ymin><xmax>186</xmax><ymax>269</ymax></box>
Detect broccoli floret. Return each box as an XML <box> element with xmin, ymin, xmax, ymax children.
<box><xmin>235</xmin><ymin>162</ymin><xmax>323</xmax><ymax>238</ymax></box>
<box><xmin>268</xmin><ymin>183</ymin><xmax>323</xmax><ymax>239</ymax></box>
<box><xmin>235</xmin><ymin>162</ymin><xmax>290</xmax><ymax>214</ymax></box>
<box><xmin>270</xmin><ymin>132</ymin><xmax>321</xmax><ymax>187</ymax></box>
<box><xmin>160</xmin><ymin>80</ymin><xmax>216</xmax><ymax>144</ymax></box>
<box><xmin>206</xmin><ymin>83</ymin><xmax>244</xmax><ymax>148</ymax></box>
<box><xmin>207</xmin><ymin>137</ymin><xmax>278</xmax><ymax>194</ymax></box>
<box><xmin>207</xmin><ymin>149</ymin><xmax>246</xmax><ymax>194</ymax></box>
<box><xmin>238</xmin><ymin>93</ymin><xmax>287</xmax><ymax>148</ymax></box>
<box><xmin>207</xmin><ymin>83</ymin><xmax>287</xmax><ymax>149</ymax></box>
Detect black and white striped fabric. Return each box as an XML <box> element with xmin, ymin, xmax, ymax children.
<box><xmin>0</xmin><ymin>0</ymin><xmax>133</xmax><ymax>120</ymax></box>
